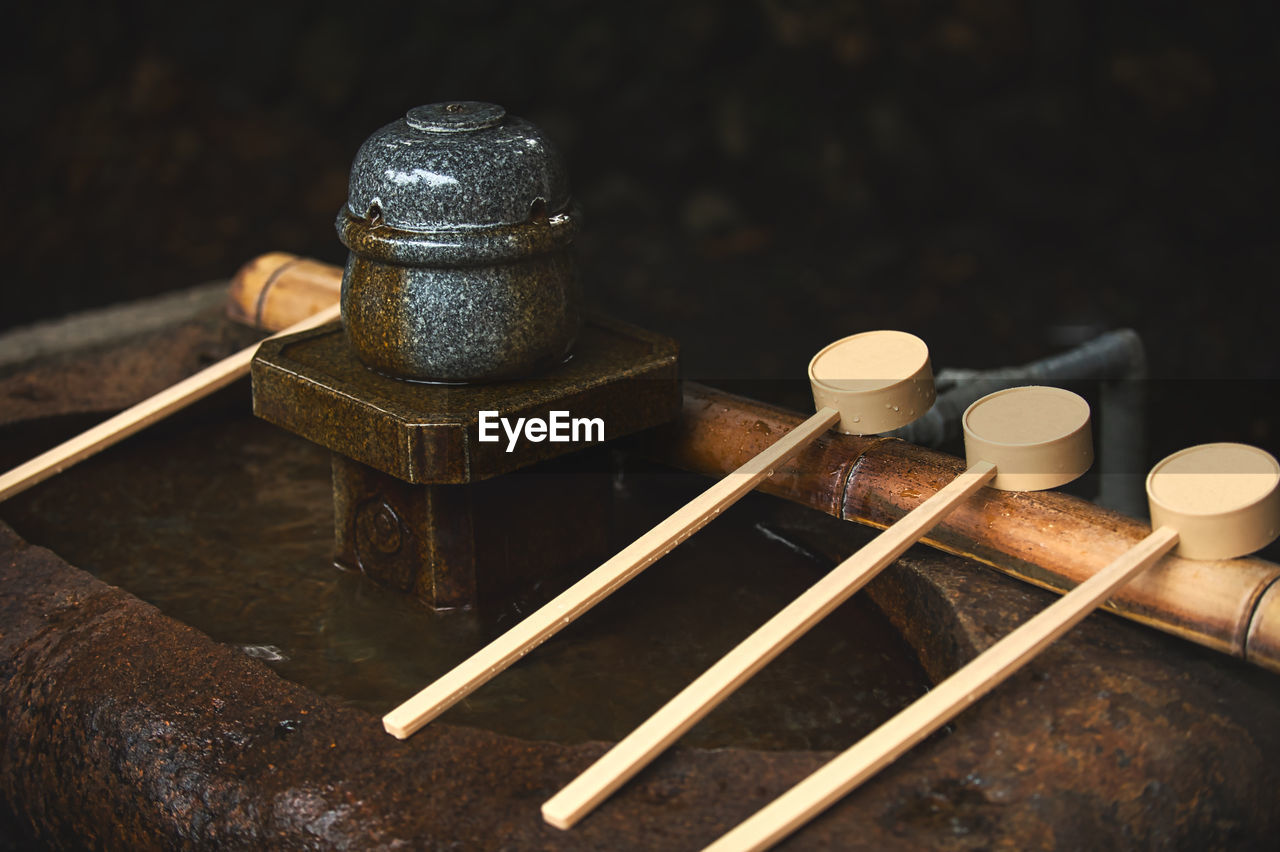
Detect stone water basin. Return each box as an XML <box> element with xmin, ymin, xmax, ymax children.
<box><xmin>1</xmin><ymin>307</ymin><xmax>1278</xmax><ymax>849</ymax></box>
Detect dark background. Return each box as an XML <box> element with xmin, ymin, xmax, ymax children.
<box><xmin>4</xmin><ymin>0</ymin><xmax>1277</xmax><ymax>460</ymax></box>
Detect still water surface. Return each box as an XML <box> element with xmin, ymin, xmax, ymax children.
<box><xmin>2</xmin><ymin>405</ymin><xmax>931</xmax><ymax>750</ymax></box>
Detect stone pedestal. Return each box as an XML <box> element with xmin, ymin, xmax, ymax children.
<box><xmin>252</xmin><ymin>315</ymin><xmax>680</xmax><ymax>608</ymax></box>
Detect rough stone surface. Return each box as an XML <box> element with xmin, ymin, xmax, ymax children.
<box><xmin>0</xmin><ymin>308</ymin><xmax>261</xmax><ymax>428</ymax></box>
<box><xmin>4</xmin><ymin>512</ymin><xmax>1280</xmax><ymax>850</ymax></box>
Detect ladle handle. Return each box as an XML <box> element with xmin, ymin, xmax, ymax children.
<box><xmin>704</xmin><ymin>524</ymin><xmax>1180</xmax><ymax>852</ymax></box>
<box><xmin>542</xmin><ymin>460</ymin><xmax>998</xmax><ymax>830</ymax></box>
<box><xmin>0</xmin><ymin>303</ymin><xmax>342</xmax><ymax>504</ymax></box>
<box><xmin>382</xmin><ymin>407</ymin><xmax>843</xmax><ymax>739</ymax></box>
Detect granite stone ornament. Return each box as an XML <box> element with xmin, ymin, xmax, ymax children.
<box><xmin>338</xmin><ymin>101</ymin><xmax>581</xmax><ymax>382</ymax></box>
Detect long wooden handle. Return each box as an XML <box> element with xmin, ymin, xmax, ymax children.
<box><xmin>0</xmin><ymin>303</ymin><xmax>341</xmax><ymax>503</ymax></box>
<box><xmin>381</xmin><ymin>407</ymin><xmax>843</xmax><ymax>739</ymax></box>
<box><xmin>704</xmin><ymin>524</ymin><xmax>1181</xmax><ymax>852</ymax></box>
<box><xmin>541</xmin><ymin>460</ymin><xmax>997</xmax><ymax>830</ymax></box>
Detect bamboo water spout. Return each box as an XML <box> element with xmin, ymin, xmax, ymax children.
<box><xmin>645</xmin><ymin>383</ymin><xmax>1280</xmax><ymax>673</ymax></box>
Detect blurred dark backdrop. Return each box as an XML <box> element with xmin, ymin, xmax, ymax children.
<box><xmin>3</xmin><ymin>1</ymin><xmax>1277</xmax><ymax>457</ymax></box>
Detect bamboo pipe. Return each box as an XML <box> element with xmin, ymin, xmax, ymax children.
<box><xmin>226</xmin><ymin>252</ymin><xmax>342</xmax><ymax>330</ymax></box>
<box><xmin>646</xmin><ymin>385</ymin><xmax>1280</xmax><ymax>674</ymax></box>
<box><xmin>226</xmin><ymin>253</ymin><xmax>1280</xmax><ymax>675</ymax></box>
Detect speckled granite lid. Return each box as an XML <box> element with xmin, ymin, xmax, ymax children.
<box><xmin>335</xmin><ymin>101</ymin><xmax>582</xmax><ymax>382</ymax></box>
<box><xmin>345</xmin><ymin>101</ymin><xmax>571</xmax><ymax>232</ymax></box>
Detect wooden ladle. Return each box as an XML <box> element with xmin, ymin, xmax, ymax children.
<box><xmin>704</xmin><ymin>442</ymin><xmax>1280</xmax><ymax>852</ymax></box>
<box><xmin>382</xmin><ymin>330</ymin><xmax>935</xmax><ymax>739</ymax></box>
<box><xmin>542</xmin><ymin>354</ymin><xmax>1093</xmax><ymax>829</ymax></box>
